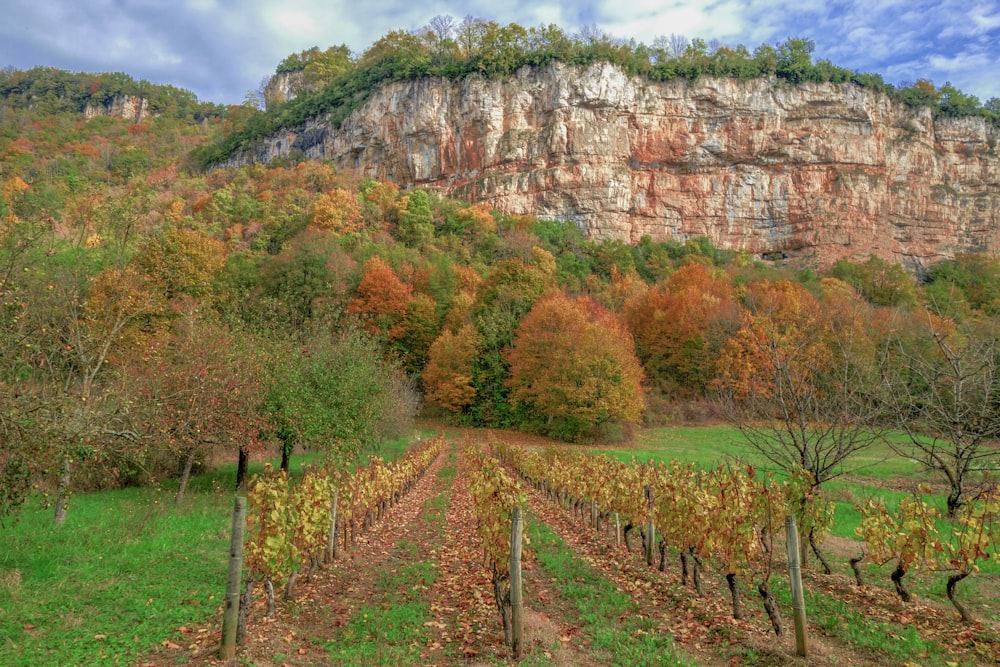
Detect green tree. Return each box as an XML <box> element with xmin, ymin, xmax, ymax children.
<box><xmin>264</xmin><ymin>324</ymin><xmax>411</xmax><ymax>470</ymax></box>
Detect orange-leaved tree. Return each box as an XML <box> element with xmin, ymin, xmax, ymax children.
<box><xmin>422</xmin><ymin>324</ymin><xmax>480</xmax><ymax>413</ymax></box>
<box><xmin>506</xmin><ymin>290</ymin><xmax>645</xmax><ymax>441</ymax></box>
<box><xmin>347</xmin><ymin>255</ymin><xmax>413</xmax><ymax>341</ymax></box>
<box><xmin>624</xmin><ymin>262</ymin><xmax>739</xmax><ymax>395</ymax></box>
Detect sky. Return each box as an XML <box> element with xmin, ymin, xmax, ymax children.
<box><xmin>3</xmin><ymin>0</ymin><xmax>998</xmax><ymax>106</ymax></box>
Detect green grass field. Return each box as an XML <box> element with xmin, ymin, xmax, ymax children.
<box><xmin>0</xmin><ymin>435</ymin><xmax>417</xmax><ymax>667</ymax></box>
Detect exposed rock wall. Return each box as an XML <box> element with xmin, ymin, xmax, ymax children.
<box><xmin>84</xmin><ymin>95</ymin><xmax>149</xmax><ymax>121</ymax></box>
<box><xmin>228</xmin><ymin>62</ymin><xmax>999</xmax><ymax>268</ymax></box>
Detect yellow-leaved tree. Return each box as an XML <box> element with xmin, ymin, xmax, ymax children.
<box><xmin>506</xmin><ymin>290</ymin><xmax>645</xmax><ymax>442</ymax></box>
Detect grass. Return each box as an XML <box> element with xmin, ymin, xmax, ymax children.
<box><xmin>0</xmin><ymin>484</ymin><xmax>230</xmax><ymax>667</ymax></box>
<box><xmin>529</xmin><ymin>514</ymin><xmax>695</xmax><ymax>666</ymax></box>
<box><xmin>0</xmin><ymin>434</ymin><xmax>421</xmax><ymax>667</ymax></box>
<box><xmin>769</xmin><ymin>576</ymin><xmax>949</xmax><ymax>665</ymax></box>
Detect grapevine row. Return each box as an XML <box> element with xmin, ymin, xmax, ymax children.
<box><xmin>492</xmin><ymin>440</ymin><xmax>832</xmax><ymax>636</ymax></box>
<box><xmin>242</xmin><ymin>434</ymin><xmax>444</xmax><ymax>624</ymax></box>
<box><xmin>466</xmin><ymin>444</ymin><xmax>527</xmax><ymax>654</ymax></box>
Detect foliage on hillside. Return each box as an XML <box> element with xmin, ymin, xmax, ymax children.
<box><xmin>2</xmin><ymin>79</ymin><xmax>1000</xmax><ymax>524</ymax></box>
<box><xmin>193</xmin><ymin>18</ymin><xmax>1000</xmax><ymax>168</ymax></box>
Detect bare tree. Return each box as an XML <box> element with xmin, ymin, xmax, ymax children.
<box><xmin>427</xmin><ymin>14</ymin><xmax>455</xmax><ymax>42</ymax></box>
<box><xmin>877</xmin><ymin>309</ymin><xmax>1000</xmax><ymax>516</ymax></box>
<box><xmin>714</xmin><ymin>281</ymin><xmax>885</xmax><ymax>567</ymax></box>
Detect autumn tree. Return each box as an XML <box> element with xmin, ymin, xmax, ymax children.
<box><xmin>347</xmin><ymin>255</ymin><xmax>413</xmax><ymax>341</ymax></box>
<box><xmin>876</xmin><ymin>309</ymin><xmax>1000</xmax><ymax>516</ymax></box>
<box><xmin>130</xmin><ymin>301</ymin><xmax>268</xmax><ymax>501</ymax></box>
<box><xmin>507</xmin><ymin>290</ymin><xmax>645</xmax><ymax>441</ymax></box>
<box><xmin>310</xmin><ymin>188</ymin><xmax>363</xmax><ymax>234</ymax></box>
<box><xmin>422</xmin><ymin>324</ymin><xmax>480</xmax><ymax>413</ymax></box>
<box><xmin>625</xmin><ymin>262</ymin><xmax>739</xmax><ymax>395</ymax></box>
<box><xmin>714</xmin><ymin>279</ymin><xmax>884</xmax><ymax>562</ymax></box>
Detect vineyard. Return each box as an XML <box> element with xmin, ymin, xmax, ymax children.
<box><xmin>116</xmin><ymin>427</ymin><xmax>998</xmax><ymax>667</ymax></box>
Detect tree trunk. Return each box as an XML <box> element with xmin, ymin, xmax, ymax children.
<box><xmin>235</xmin><ymin>447</ymin><xmax>249</xmax><ymax>492</ymax></box>
<box><xmin>176</xmin><ymin>447</ymin><xmax>196</xmax><ymax>504</ymax></box>
<box><xmin>809</xmin><ymin>531</ymin><xmax>833</xmax><ymax>575</ymax></box>
<box><xmin>280</xmin><ymin>441</ymin><xmax>292</xmax><ymax>473</ymax></box>
<box><xmin>237</xmin><ymin>577</ymin><xmax>255</xmax><ymax>645</ymax></box>
<box><xmin>680</xmin><ymin>552</ymin><xmax>689</xmax><ymax>586</ymax></box>
<box><xmin>283</xmin><ymin>569</ymin><xmax>298</xmax><ymax>599</ymax></box>
<box><xmin>53</xmin><ymin>457</ymin><xmax>72</xmax><ymax>526</ymax></box>
<box><xmin>849</xmin><ymin>553</ymin><xmax>865</xmax><ymax>587</ymax></box>
<box><xmin>758</xmin><ymin>582</ymin><xmax>784</xmax><ymax>636</ymax></box>
<box><xmin>946</xmin><ymin>572</ymin><xmax>974</xmax><ymax>623</ymax></box>
<box><xmin>692</xmin><ymin>554</ymin><xmax>705</xmax><ymax>596</ymax></box>
<box><xmin>264</xmin><ymin>578</ymin><xmax>275</xmax><ymax>617</ymax></box>
<box><xmin>492</xmin><ymin>567</ymin><xmax>512</xmax><ymax>647</ymax></box>
<box><xmin>658</xmin><ymin>540</ymin><xmax>667</xmax><ymax>572</ymax></box>
<box><xmin>946</xmin><ymin>486</ymin><xmax>963</xmax><ymax>518</ymax></box>
<box><xmin>727</xmin><ymin>573</ymin><xmax>743</xmax><ymax>620</ymax></box>
<box><xmin>324</xmin><ymin>490</ymin><xmax>339</xmax><ymax>564</ymax></box>
<box><xmin>891</xmin><ymin>564</ymin><xmax>911</xmax><ymax>602</ymax></box>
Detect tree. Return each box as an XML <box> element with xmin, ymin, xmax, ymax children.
<box><xmin>507</xmin><ymin>291</ymin><xmax>645</xmax><ymax>441</ymax></box>
<box><xmin>347</xmin><ymin>255</ymin><xmax>413</xmax><ymax>341</ymax></box>
<box><xmin>876</xmin><ymin>309</ymin><xmax>1000</xmax><ymax>516</ymax></box>
<box><xmin>310</xmin><ymin>188</ymin><xmax>363</xmax><ymax>234</ymax></box>
<box><xmin>422</xmin><ymin>324</ymin><xmax>480</xmax><ymax>413</ymax></box>
<box><xmin>264</xmin><ymin>324</ymin><xmax>412</xmax><ymax>470</ymax></box>
<box><xmin>129</xmin><ymin>301</ymin><xmax>268</xmax><ymax>501</ymax></box>
<box><xmin>397</xmin><ymin>189</ymin><xmax>434</xmax><ymax>247</ymax></box>
<box><xmin>714</xmin><ymin>279</ymin><xmax>884</xmax><ymax>562</ymax></box>
<box><xmin>624</xmin><ymin>262</ymin><xmax>739</xmax><ymax>394</ymax></box>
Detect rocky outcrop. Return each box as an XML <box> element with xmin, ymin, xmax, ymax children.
<box><xmin>227</xmin><ymin>62</ymin><xmax>999</xmax><ymax>268</ymax></box>
<box><xmin>84</xmin><ymin>95</ymin><xmax>150</xmax><ymax>121</ymax></box>
<box><xmin>262</xmin><ymin>71</ymin><xmax>305</xmax><ymax>110</ymax></box>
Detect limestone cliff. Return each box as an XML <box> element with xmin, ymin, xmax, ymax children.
<box><xmin>84</xmin><ymin>95</ymin><xmax>150</xmax><ymax>121</ymax></box>
<box><xmin>228</xmin><ymin>62</ymin><xmax>999</xmax><ymax>268</ymax></box>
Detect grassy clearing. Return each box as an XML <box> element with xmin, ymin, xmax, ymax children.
<box><xmin>0</xmin><ymin>485</ymin><xmax>229</xmax><ymax>667</ymax></box>
<box><xmin>0</xmin><ymin>434</ymin><xmax>419</xmax><ymax>667</ymax></box>
<box><xmin>529</xmin><ymin>514</ymin><xmax>695</xmax><ymax>667</ymax></box>
<box><xmin>767</xmin><ymin>576</ymin><xmax>950</xmax><ymax>665</ymax></box>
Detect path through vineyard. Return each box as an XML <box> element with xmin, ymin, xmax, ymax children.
<box><xmin>138</xmin><ymin>433</ymin><xmax>999</xmax><ymax>666</ymax></box>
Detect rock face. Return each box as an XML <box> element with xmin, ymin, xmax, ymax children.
<box><xmin>228</xmin><ymin>62</ymin><xmax>1000</xmax><ymax>268</ymax></box>
<box><xmin>262</xmin><ymin>71</ymin><xmax>304</xmax><ymax>110</ymax></box>
<box><xmin>84</xmin><ymin>95</ymin><xmax>150</xmax><ymax>121</ymax></box>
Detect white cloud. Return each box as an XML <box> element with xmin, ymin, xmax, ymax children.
<box><xmin>3</xmin><ymin>0</ymin><xmax>998</xmax><ymax>103</ymax></box>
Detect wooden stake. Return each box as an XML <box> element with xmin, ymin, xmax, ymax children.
<box><xmin>510</xmin><ymin>506</ymin><xmax>524</xmax><ymax>661</ymax></box>
<box><xmin>785</xmin><ymin>514</ymin><xmax>808</xmax><ymax>657</ymax></box>
<box><xmin>220</xmin><ymin>495</ymin><xmax>247</xmax><ymax>660</ymax></box>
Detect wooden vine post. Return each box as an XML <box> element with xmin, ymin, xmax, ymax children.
<box><xmin>644</xmin><ymin>485</ymin><xmax>656</xmax><ymax>566</ymax></box>
<box><xmin>220</xmin><ymin>495</ymin><xmax>247</xmax><ymax>660</ymax></box>
<box><xmin>785</xmin><ymin>514</ymin><xmax>808</xmax><ymax>657</ymax></box>
<box><xmin>510</xmin><ymin>506</ymin><xmax>524</xmax><ymax>660</ymax></box>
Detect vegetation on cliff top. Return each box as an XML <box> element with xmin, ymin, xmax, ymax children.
<box><xmin>0</xmin><ymin>66</ymin><xmax>224</xmax><ymax>120</ymax></box>
<box><xmin>192</xmin><ymin>17</ymin><xmax>1000</xmax><ymax>168</ymax></box>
